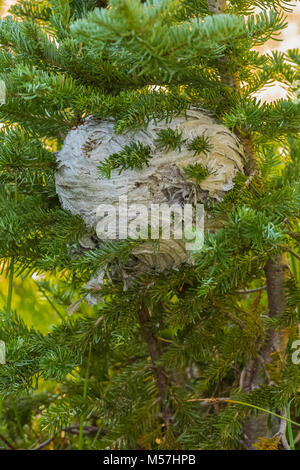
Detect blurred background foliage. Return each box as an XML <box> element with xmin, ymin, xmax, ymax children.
<box><xmin>0</xmin><ymin>273</ymin><xmax>60</xmax><ymax>333</ymax></box>
<box><xmin>0</xmin><ymin>267</ymin><xmax>97</xmax><ymax>449</ymax></box>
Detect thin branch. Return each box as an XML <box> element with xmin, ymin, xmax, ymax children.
<box><xmin>188</xmin><ymin>398</ymin><xmax>300</xmax><ymax>429</ymax></box>
<box><xmin>285</xmin><ymin>247</ymin><xmax>300</xmax><ymax>262</ymax></box>
<box><xmin>155</xmin><ymin>335</ymin><xmax>173</xmax><ymax>343</ymax></box>
<box><xmin>0</xmin><ymin>432</ymin><xmax>17</xmax><ymax>450</ymax></box>
<box><xmin>294</xmin><ymin>430</ymin><xmax>300</xmax><ymax>445</ymax></box>
<box><xmin>188</xmin><ymin>397</ymin><xmax>230</xmax><ymax>405</ymax></box>
<box><xmin>31</xmin><ymin>426</ymin><xmax>103</xmax><ymax>451</ymax></box>
<box><xmin>274</xmin><ymin>411</ymin><xmax>290</xmax><ymax>451</ymax></box>
<box><xmin>224</xmin><ymin>311</ymin><xmax>245</xmax><ymax>329</ymax></box>
<box><xmin>287</xmin><ymin>231</ymin><xmax>300</xmax><ymax>242</ymax></box>
<box><xmin>32</xmin><ymin>437</ymin><xmax>53</xmax><ymax>451</ymax></box>
<box><xmin>38</xmin><ymin>287</ymin><xmax>65</xmax><ymax>321</ymax></box>
<box><xmin>236</xmin><ymin>286</ymin><xmax>267</xmax><ymax>294</ymax></box>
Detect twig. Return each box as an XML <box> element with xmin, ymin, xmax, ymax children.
<box><xmin>188</xmin><ymin>398</ymin><xmax>300</xmax><ymax>428</ymax></box>
<box><xmin>287</xmin><ymin>232</ymin><xmax>300</xmax><ymax>242</ymax></box>
<box><xmin>225</xmin><ymin>312</ymin><xmax>245</xmax><ymax>329</ymax></box>
<box><xmin>236</xmin><ymin>286</ymin><xmax>267</xmax><ymax>294</ymax></box>
<box><xmin>0</xmin><ymin>432</ymin><xmax>17</xmax><ymax>450</ymax></box>
<box><xmin>94</xmin><ymin>315</ymin><xmax>103</xmax><ymax>326</ymax></box>
<box><xmin>38</xmin><ymin>287</ymin><xmax>65</xmax><ymax>321</ymax></box>
<box><xmin>31</xmin><ymin>426</ymin><xmax>103</xmax><ymax>451</ymax></box>
<box><xmin>284</xmin><ymin>247</ymin><xmax>300</xmax><ymax>262</ymax></box>
<box><xmin>187</xmin><ymin>397</ymin><xmax>230</xmax><ymax>405</ymax></box>
<box><xmin>32</xmin><ymin>437</ymin><xmax>53</xmax><ymax>451</ymax></box>
<box><xmin>274</xmin><ymin>411</ymin><xmax>290</xmax><ymax>450</ymax></box>
<box><xmin>155</xmin><ymin>336</ymin><xmax>173</xmax><ymax>343</ymax></box>
<box><xmin>294</xmin><ymin>430</ymin><xmax>300</xmax><ymax>445</ymax></box>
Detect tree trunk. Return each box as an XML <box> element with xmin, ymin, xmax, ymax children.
<box><xmin>241</xmin><ymin>256</ymin><xmax>287</xmax><ymax>448</ymax></box>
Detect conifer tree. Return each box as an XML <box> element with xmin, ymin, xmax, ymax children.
<box><xmin>0</xmin><ymin>0</ymin><xmax>299</xmax><ymax>450</ymax></box>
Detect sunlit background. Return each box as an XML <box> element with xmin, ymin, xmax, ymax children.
<box><xmin>254</xmin><ymin>2</ymin><xmax>300</xmax><ymax>102</ymax></box>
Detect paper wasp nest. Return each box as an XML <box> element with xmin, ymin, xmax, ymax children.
<box><xmin>56</xmin><ymin>108</ymin><xmax>245</xmax><ymax>299</ymax></box>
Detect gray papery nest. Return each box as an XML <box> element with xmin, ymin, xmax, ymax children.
<box><xmin>56</xmin><ymin>108</ymin><xmax>245</xmax><ymax>304</ymax></box>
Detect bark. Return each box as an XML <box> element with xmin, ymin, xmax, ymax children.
<box><xmin>241</xmin><ymin>256</ymin><xmax>287</xmax><ymax>448</ymax></box>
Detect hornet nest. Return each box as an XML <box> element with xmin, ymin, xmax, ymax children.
<box><xmin>55</xmin><ymin>107</ymin><xmax>245</xmax><ymax>303</ymax></box>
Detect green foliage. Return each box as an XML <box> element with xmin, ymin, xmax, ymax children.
<box><xmin>98</xmin><ymin>141</ymin><xmax>152</xmax><ymax>178</ymax></box>
<box><xmin>184</xmin><ymin>163</ymin><xmax>210</xmax><ymax>183</ymax></box>
<box><xmin>187</xmin><ymin>134</ymin><xmax>212</xmax><ymax>156</ymax></box>
<box><xmin>155</xmin><ymin>127</ymin><xmax>185</xmax><ymax>152</ymax></box>
<box><xmin>0</xmin><ymin>0</ymin><xmax>299</xmax><ymax>451</ymax></box>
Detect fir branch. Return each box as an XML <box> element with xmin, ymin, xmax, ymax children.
<box><xmin>155</xmin><ymin>127</ymin><xmax>185</xmax><ymax>152</ymax></box>
<box><xmin>184</xmin><ymin>163</ymin><xmax>210</xmax><ymax>183</ymax></box>
<box><xmin>187</xmin><ymin>134</ymin><xmax>212</xmax><ymax>157</ymax></box>
<box><xmin>98</xmin><ymin>141</ymin><xmax>152</xmax><ymax>178</ymax></box>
